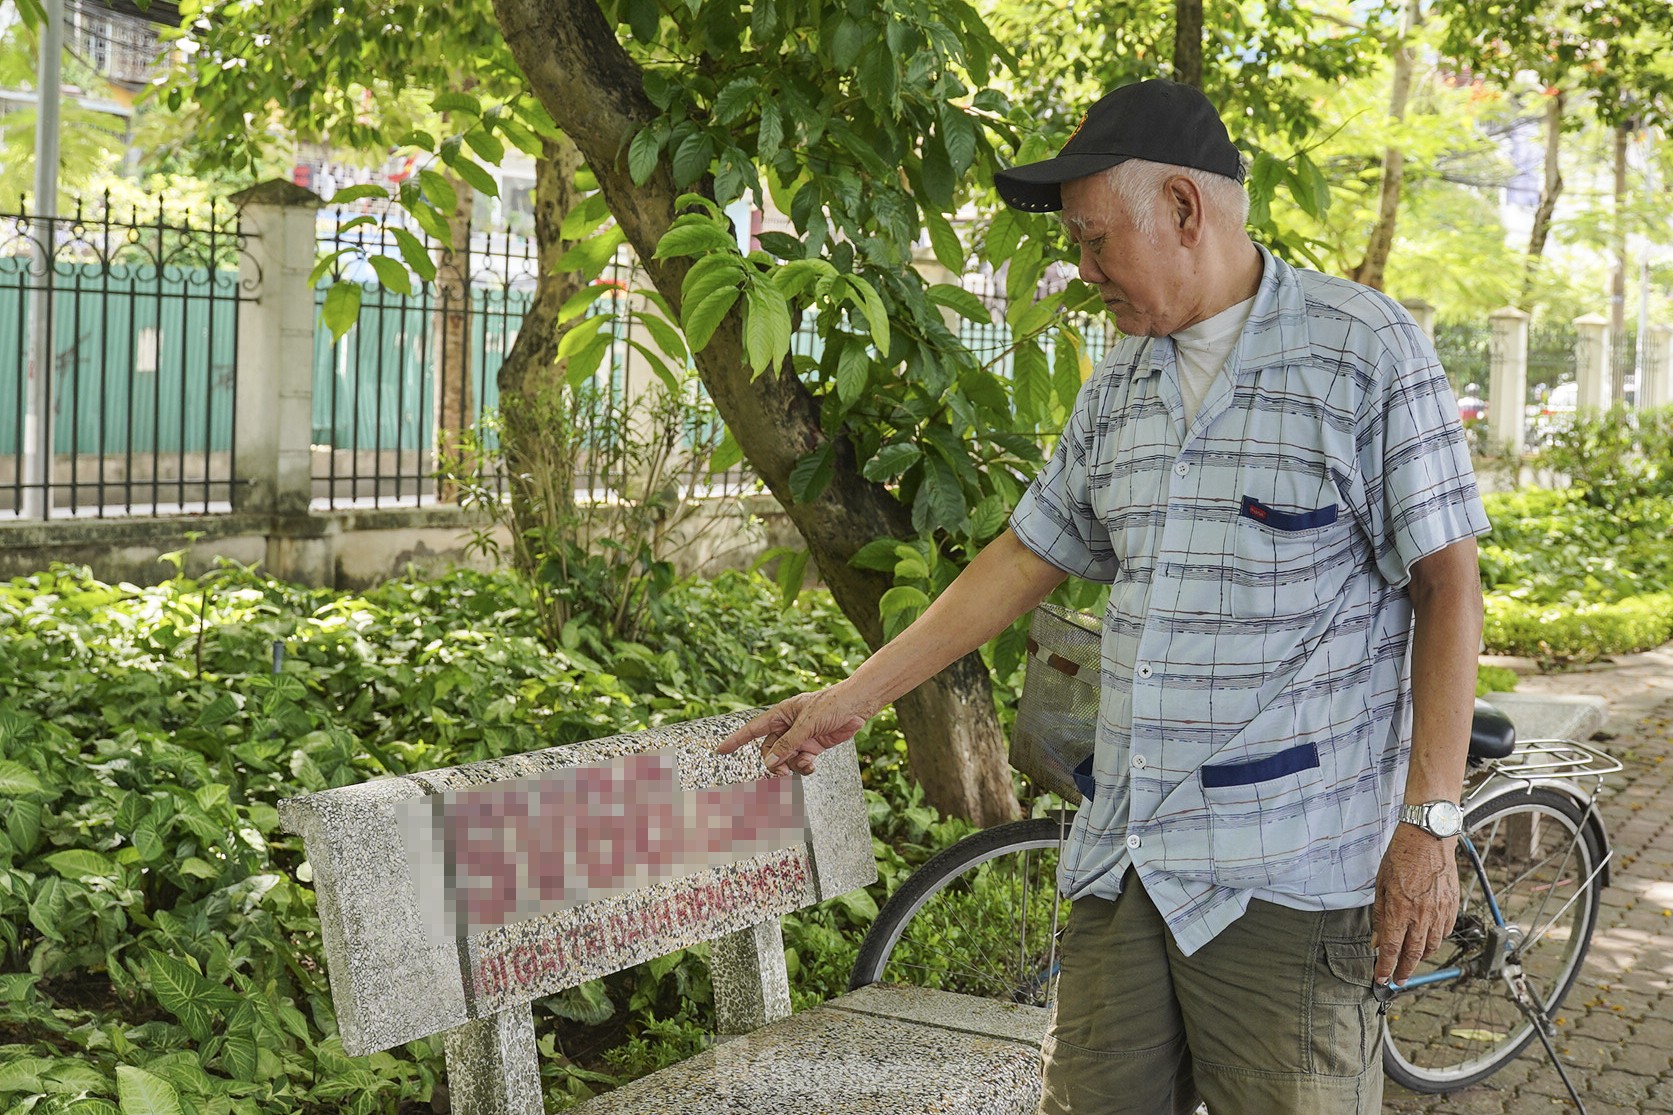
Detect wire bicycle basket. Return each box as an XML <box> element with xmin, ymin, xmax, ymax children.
<box><xmin>1009</xmin><ymin>603</ymin><xmax>1102</xmax><ymax>803</ymax></box>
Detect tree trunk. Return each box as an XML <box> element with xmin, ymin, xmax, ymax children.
<box><xmin>1173</xmin><ymin>0</ymin><xmax>1203</xmax><ymax>88</ymax></box>
<box><xmin>1520</xmin><ymin>88</ymin><xmax>1564</xmax><ymax>304</ymax></box>
<box><xmin>489</xmin><ymin>0</ymin><xmax>1019</xmax><ymax>825</ymax></box>
<box><xmin>434</xmin><ymin>177</ymin><xmax>474</xmax><ymax>502</ymax></box>
<box><xmin>495</xmin><ymin>135</ymin><xmax>589</xmax><ymax>634</ymax></box>
<box><xmin>1349</xmin><ymin>0</ymin><xmax>1419</xmax><ymax>290</ymax></box>
<box><xmin>1608</xmin><ymin>122</ymin><xmax>1630</xmax><ymax>404</ymax></box>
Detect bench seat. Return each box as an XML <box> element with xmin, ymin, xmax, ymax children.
<box><xmin>578</xmin><ymin>986</ymin><xmax>1047</xmax><ymax>1114</ymax></box>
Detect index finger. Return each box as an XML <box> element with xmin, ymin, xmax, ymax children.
<box><xmin>716</xmin><ymin>708</ymin><xmax>782</xmax><ymax>755</ymax></box>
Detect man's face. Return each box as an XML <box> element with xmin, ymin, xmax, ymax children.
<box><xmin>1060</xmin><ymin>173</ymin><xmax>1190</xmax><ymax>337</ymax></box>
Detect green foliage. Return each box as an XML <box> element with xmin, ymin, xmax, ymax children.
<box><xmin>1476</xmin><ymin>664</ymin><xmax>1520</xmax><ymax>697</ymax></box>
<box><xmin>0</xmin><ymin>562</ymin><xmax>899</xmax><ymax>1113</ymax></box>
<box><xmin>1532</xmin><ymin>406</ymin><xmax>1673</xmax><ymax>508</ymax></box>
<box><xmin>1479</xmin><ymin>476</ymin><xmax>1673</xmax><ymax>664</ymax></box>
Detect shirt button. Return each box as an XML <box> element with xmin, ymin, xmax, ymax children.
<box><xmin>1131</xmin><ymin>754</ymin><xmax>1147</xmax><ymax>769</ymax></box>
<box><xmin>1136</xmin><ymin>663</ymin><xmax>1153</xmax><ymax>679</ymax></box>
<box><xmin>1126</xmin><ymin>834</ymin><xmax>1142</xmax><ymax>850</ymax></box>
<box><xmin>1174</xmin><ymin>461</ymin><xmax>1189</xmax><ymax>477</ymax></box>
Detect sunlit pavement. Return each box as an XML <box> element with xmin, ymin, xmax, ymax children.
<box><xmin>1384</xmin><ymin>644</ymin><xmax>1673</xmax><ymax>1115</ymax></box>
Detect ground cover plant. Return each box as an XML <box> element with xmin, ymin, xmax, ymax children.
<box><xmin>1482</xmin><ymin>407</ymin><xmax>1673</xmax><ymax>665</ymax></box>
<box><xmin>0</xmin><ymin>561</ymin><xmax>999</xmax><ymax>1114</ymax></box>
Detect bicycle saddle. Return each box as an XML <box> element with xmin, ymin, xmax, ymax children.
<box><xmin>1469</xmin><ymin>699</ymin><xmax>1517</xmax><ymax>761</ymax></box>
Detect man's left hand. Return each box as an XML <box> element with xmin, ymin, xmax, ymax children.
<box><xmin>1372</xmin><ymin>822</ymin><xmax>1461</xmax><ymax>986</ymax></box>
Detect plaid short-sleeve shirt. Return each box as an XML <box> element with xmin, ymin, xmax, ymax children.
<box><xmin>1010</xmin><ymin>246</ymin><xmax>1489</xmax><ymax>956</ymax></box>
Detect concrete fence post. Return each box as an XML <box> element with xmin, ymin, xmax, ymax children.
<box><xmin>231</xmin><ymin>180</ymin><xmax>322</xmax><ymax>517</ymax></box>
<box><xmin>1572</xmin><ymin>313</ymin><xmax>1610</xmax><ymax>412</ymax></box>
<box><xmin>1400</xmin><ymin>298</ymin><xmax>1436</xmax><ymax>341</ymax></box>
<box><xmin>1644</xmin><ymin>324</ymin><xmax>1673</xmax><ymax>411</ymax></box>
<box><xmin>1487</xmin><ymin>307</ymin><xmax>1529</xmax><ymax>458</ymax></box>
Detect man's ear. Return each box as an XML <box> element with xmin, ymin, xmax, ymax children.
<box><xmin>1167</xmin><ymin>177</ymin><xmax>1205</xmax><ymax>246</ymax></box>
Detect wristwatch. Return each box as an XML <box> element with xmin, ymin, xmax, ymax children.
<box><xmin>1398</xmin><ymin>800</ymin><xmax>1464</xmax><ymax>839</ymax></box>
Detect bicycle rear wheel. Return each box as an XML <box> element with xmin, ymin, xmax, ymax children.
<box><xmin>1382</xmin><ymin>787</ymin><xmax>1604</xmax><ymax>1093</ymax></box>
<box><xmin>848</xmin><ymin>816</ymin><xmax>1070</xmax><ymax>1007</ymax></box>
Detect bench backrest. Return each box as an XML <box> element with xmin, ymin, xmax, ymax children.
<box><xmin>278</xmin><ymin>711</ymin><xmax>875</xmax><ymax>1056</ymax></box>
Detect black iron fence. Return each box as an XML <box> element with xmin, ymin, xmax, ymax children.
<box><xmin>0</xmin><ymin>194</ymin><xmax>252</xmax><ymax>517</ymax></box>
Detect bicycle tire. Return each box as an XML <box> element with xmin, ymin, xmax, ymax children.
<box><xmin>848</xmin><ymin>816</ymin><xmax>1070</xmax><ymax>1007</ymax></box>
<box><xmin>1382</xmin><ymin>786</ymin><xmax>1604</xmax><ymax>1093</ymax></box>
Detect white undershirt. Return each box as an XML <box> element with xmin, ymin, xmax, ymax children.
<box><xmin>1171</xmin><ymin>296</ymin><xmax>1255</xmax><ymax>428</ymax></box>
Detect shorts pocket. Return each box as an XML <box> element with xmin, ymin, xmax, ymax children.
<box><xmin>1311</xmin><ymin>932</ymin><xmax>1378</xmax><ymax>1077</ymax></box>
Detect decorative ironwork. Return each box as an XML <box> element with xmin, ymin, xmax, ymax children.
<box><xmin>0</xmin><ymin>192</ymin><xmax>256</xmax><ymax>518</ymax></box>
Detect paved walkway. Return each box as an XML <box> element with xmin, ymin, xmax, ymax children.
<box><xmin>1385</xmin><ymin>644</ymin><xmax>1673</xmax><ymax>1115</ymax></box>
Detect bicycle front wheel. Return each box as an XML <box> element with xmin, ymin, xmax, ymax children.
<box><xmin>848</xmin><ymin>816</ymin><xmax>1071</xmax><ymax>1008</ymax></box>
<box><xmin>1382</xmin><ymin>787</ymin><xmax>1604</xmax><ymax>1093</ymax></box>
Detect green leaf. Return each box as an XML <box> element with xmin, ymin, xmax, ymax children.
<box><xmin>411</xmin><ymin>202</ymin><xmax>454</xmax><ymax>245</ymax></box>
<box><xmin>325</xmin><ymin>183</ymin><xmax>388</xmax><ymax>206</ymax></box>
<box><xmin>926</xmin><ymin>283</ymin><xmax>990</xmax><ymax>323</ymax></box>
<box><xmin>879</xmin><ymin>585</ymin><xmax>931</xmax><ymax>640</ymax></box>
<box><xmin>464</xmin><ymin>128</ymin><xmax>506</xmax><ymax>166</ymax></box>
<box><xmin>432</xmin><ymin>91</ymin><xmax>482</xmax><ymax>117</ymax></box>
<box><xmin>923</xmin><ymin>210</ymin><xmax>964</xmax><ymax>272</ymax></box>
<box><xmin>554</xmin><ymin>226</ymin><xmax>627</xmax><ymax>281</ymax></box>
<box><xmin>0</xmin><ymin>758</ymin><xmax>44</xmax><ymax>796</ymax></box>
<box><xmin>132</xmin><ymin>815</ymin><xmax>165</xmax><ymax>862</ymax></box>
<box><xmin>559</xmin><ymin>283</ymin><xmax>615</xmax><ymax>324</ymax></box>
<box><xmin>559</xmin><ymin>192</ymin><xmax>612</xmax><ymax>240</ymax></box>
<box><xmin>417</xmin><ymin>170</ymin><xmax>457</xmax><ymax>213</ymax></box>
<box><xmin>0</xmin><ymin>1057</ymin><xmax>47</xmax><ymax>1094</ymax></box>
<box><xmin>713</xmin><ymin>77</ymin><xmax>762</xmax><ymax>126</ymax></box>
<box><xmin>557</xmin><ymin>315</ymin><xmax>612</xmax><ymax>361</ymax></box>
<box><xmin>321</xmin><ymin>283</ymin><xmax>363</xmax><ymax>344</ymax></box>
<box><xmin>116</xmin><ymin>1065</ymin><xmax>184</xmax><ymax>1115</ymax></box>
<box><xmin>391</xmin><ymin>228</ymin><xmax>437</xmax><ymax>284</ymax></box>
<box><xmin>788</xmin><ymin>443</ymin><xmax>836</xmax><ymax>504</ymax></box>
<box><xmin>368</xmin><ymin>255</ymin><xmax>414</xmax><ymax>297</ymax></box>
<box><xmin>861</xmin><ymin>441</ymin><xmax>920</xmax><ymax>482</ymax></box>
<box><xmin>654</xmin><ymin>221</ymin><xmax>737</xmax><ymax>260</ymax></box>
<box><xmin>628</xmin><ymin>125</ymin><xmax>663</xmax><ymax>186</ymax></box>
<box><xmin>8</xmin><ymin>796</ymin><xmax>42</xmax><ymax>853</ymax></box>
<box><xmin>495</xmin><ymin>115</ymin><xmax>544</xmax><ymax>157</ymax></box>
<box><xmin>912</xmin><ymin>456</ymin><xmax>968</xmax><ymax>536</ymax></box>
<box><xmin>708</xmin><ymin>430</ymin><xmax>743</xmax><ymax>475</ymax></box>
<box><xmin>397</xmin><ymin>129</ymin><xmax>435</xmax><ymax>150</ymax></box>
<box><xmin>772</xmin><ymin>548</ymin><xmax>811</xmax><ymax>610</ymax></box>
<box><xmin>1012</xmin><ymin>340</ymin><xmax>1051</xmax><ymax>425</ymax></box>
<box><xmin>624</xmin><ymin>0</ymin><xmax>660</xmax><ymax>40</ymax></box>
<box><xmin>849</xmin><ymin>538</ymin><xmax>905</xmax><ymax>571</ymax></box>
<box><xmin>845</xmin><ymin>276</ymin><xmax>891</xmax><ymax>353</ymax></box>
<box><xmin>306</xmin><ymin>247</ymin><xmax>354</xmax><ymax>289</ymax></box>
<box><xmin>1009</xmin><ymin>295</ymin><xmax>1059</xmax><ymax>336</ymax></box>
<box><xmin>146</xmin><ymin>950</ymin><xmax>215</xmax><ymax>1041</ymax></box>
<box><xmin>44</xmin><ymin>1060</ymin><xmax>112</xmax><ymax>1094</ymax></box>
<box><xmin>681</xmin><ymin>283</ymin><xmax>741</xmax><ymax>353</ymax></box>
<box><xmin>44</xmin><ymin>849</ymin><xmax>119</xmax><ymax>879</ymax></box>
<box><xmin>671</xmin><ymin>131</ymin><xmax>715</xmax><ymax>188</ymax></box>
<box><xmin>634</xmin><ymin>309</ymin><xmax>689</xmax><ymax>365</ymax></box>
<box><xmin>743</xmin><ymin>281</ymin><xmax>793</xmax><ymax>375</ymax></box>
<box><xmin>448</xmin><ymin>155</ymin><xmax>499</xmax><ymax>199</ymax></box>
<box><xmin>917</xmin><ymin>135</ymin><xmax>955</xmax><ymax>210</ymax></box>
<box><xmin>563</xmin><ymin>335</ymin><xmax>614</xmax><ymax>389</ymax></box>
<box><xmin>835</xmin><ymin>342</ymin><xmax>870</xmax><ymax>405</ymax></box>
<box><xmin>1054</xmin><ymin>330</ymin><xmax>1087</xmax><ymax>407</ymax></box>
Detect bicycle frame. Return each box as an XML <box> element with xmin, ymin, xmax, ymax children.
<box><xmin>1381</xmin><ymin>736</ymin><xmax>1620</xmax><ymax>999</ymax></box>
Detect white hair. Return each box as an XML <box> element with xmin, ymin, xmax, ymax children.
<box><xmin>1083</xmin><ymin>158</ymin><xmax>1252</xmax><ymax>240</ymax></box>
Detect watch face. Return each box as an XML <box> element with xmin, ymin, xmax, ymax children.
<box><xmin>1428</xmin><ymin>800</ymin><xmax>1464</xmax><ymax>838</ymax></box>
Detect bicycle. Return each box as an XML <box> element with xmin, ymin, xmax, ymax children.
<box><xmin>848</xmin><ymin>603</ymin><xmax>1619</xmax><ymax>1110</ymax></box>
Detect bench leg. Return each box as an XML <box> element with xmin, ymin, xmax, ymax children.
<box><xmin>443</xmin><ymin>1005</ymin><xmax>543</xmax><ymax>1115</ymax></box>
<box><xmin>710</xmin><ymin>919</ymin><xmax>792</xmax><ymax>1036</ymax></box>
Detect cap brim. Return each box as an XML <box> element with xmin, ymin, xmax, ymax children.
<box><xmin>995</xmin><ymin>152</ymin><xmax>1132</xmax><ymax>212</ymax></box>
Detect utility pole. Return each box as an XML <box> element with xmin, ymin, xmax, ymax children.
<box><xmin>24</xmin><ymin>0</ymin><xmax>63</xmax><ymax>518</ymax></box>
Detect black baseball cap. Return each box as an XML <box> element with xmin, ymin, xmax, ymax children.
<box><xmin>995</xmin><ymin>80</ymin><xmax>1245</xmax><ymax>213</ymax></box>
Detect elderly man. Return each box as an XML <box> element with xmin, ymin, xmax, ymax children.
<box><xmin>720</xmin><ymin>79</ymin><xmax>1487</xmax><ymax>1114</ymax></box>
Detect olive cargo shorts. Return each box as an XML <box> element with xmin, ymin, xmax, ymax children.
<box><xmin>1037</xmin><ymin>874</ymin><xmax>1383</xmax><ymax>1115</ymax></box>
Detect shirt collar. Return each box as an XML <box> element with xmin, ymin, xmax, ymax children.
<box><xmin>1120</xmin><ymin>243</ymin><xmax>1311</xmax><ymax>381</ymax></box>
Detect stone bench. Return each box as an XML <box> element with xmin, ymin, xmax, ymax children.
<box><xmin>278</xmin><ymin>711</ymin><xmax>1047</xmax><ymax>1115</ymax></box>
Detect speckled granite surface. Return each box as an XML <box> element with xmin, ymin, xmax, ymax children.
<box><xmin>576</xmin><ymin>990</ymin><xmax>1045</xmax><ymax>1115</ymax></box>
<box><xmin>278</xmin><ymin>710</ymin><xmax>876</xmax><ymax>1056</ymax></box>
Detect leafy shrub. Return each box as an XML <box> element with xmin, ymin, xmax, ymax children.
<box><xmin>0</xmin><ymin>562</ymin><xmax>913</xmax><ymax>1115</ymax></box>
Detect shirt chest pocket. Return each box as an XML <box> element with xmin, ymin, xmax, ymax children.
<box><xmin>1230</xmin><ymin>484</ymin><xmax>1356</xmax><ymax>621</ymax></box>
